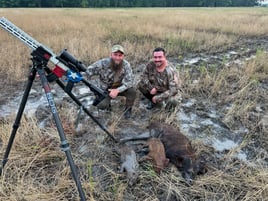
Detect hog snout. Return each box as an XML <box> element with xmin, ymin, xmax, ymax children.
<box><xmin>127</xmin><ymin>171</ymin><xmax>138</xmax><ymax>186</ymax></box>
<box><xmin>182</xmin><ymin>170</ymin><xmax>194</xmax><ymax>185</ymax></box>
<box><xmin>194</xmin><ymin>159</ymin><xmax>208</xmax><ymax>175</ymax></box>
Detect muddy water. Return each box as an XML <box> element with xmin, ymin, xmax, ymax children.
<box><xmin>178</xmin><ymin>99</ymin><xmax>248</xmax><ymax>161</ymax></box>
<box><xmin>1</xmin><ymin>38</ymin><xmax>267</xmax><ymax>166</ymax></box>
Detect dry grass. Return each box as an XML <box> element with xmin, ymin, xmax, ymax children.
<box><xmin>0</xmin><ymin>8</ymin><xmax>268</xmax><ymax>201</ymax></box>
<box><xmin>1</xmin><ymin>116</ymin><xmax>267</xmax><ymax>201</ymax></box>
<box><xmin>0</xmin><ymin>8</ymin><xmax>268</xmax><ymax>82</ymax></box>
<box><xmin>181</xmin><ymin>50</ymin><xmax>268</xmax><ymax>128</ymax></box>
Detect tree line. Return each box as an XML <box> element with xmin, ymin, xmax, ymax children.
<box><xmin>0</xmin><ymin>0</ymin><xmax>263</xmax><ymax>8</ymax></box>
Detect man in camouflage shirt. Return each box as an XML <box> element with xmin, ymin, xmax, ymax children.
<box><xmin>138</xmin><ymin>47</ymin><xmax>181</xmax><ymax>110</ymax></box>
<box><xmin>86</xmin><ymin>45</ymin><xmax>136</xmax><ymax>118</ymax></box>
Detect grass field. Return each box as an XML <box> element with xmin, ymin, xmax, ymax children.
<box><xmin>0</xmin><ymin>8</ymin><xmax>267</xmax><ymax>201</ymax></box>
<box><xmin>0</xmin><ymin>7</ymin><xmax>267</xmax><ymax>82</ymax></box>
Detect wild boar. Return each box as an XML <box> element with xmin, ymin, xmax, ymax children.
<box><xmin>119</xmin><ymin>145</ymin><xmax>139</xmax><ymax>186</ymax></box>
<box><xmin>148</xmin><ymin>121</ymin><xmax>207</xmax><ymax>184</ymax></box>
<box><xmin>140</xmin><ymin>137</ymin><xmax>169</xmax><ymax>174</ymax></box>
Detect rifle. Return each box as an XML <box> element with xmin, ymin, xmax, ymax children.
<box><xmin>0</xmin><ymin>17</ymin><xmax>107</xmax><ymax>106</ymax></box>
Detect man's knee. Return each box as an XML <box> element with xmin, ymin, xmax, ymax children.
<box><xmin>125</xmin><ymin>87</ymin><xmax>137</xmax><ymax>100</ymax></box>
<box><xmin>119</xmin><ymin>87</ymin><xmax>136</xmax><ymax>107</ymax></box>
<box><xmin>97</xmin><ymin>96</ymin><xmax>111</xmax><ymax>110</ymax></box>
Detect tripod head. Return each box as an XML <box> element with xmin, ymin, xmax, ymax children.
<box><xmin>31</xmin><ymin>47</ymin><xmax>50</xmax><ymax>67</ymax></box>
<box><xmin>29</xmin><ymin>47</ymin><xmax>85</xmax><ymax>86</ymax></box>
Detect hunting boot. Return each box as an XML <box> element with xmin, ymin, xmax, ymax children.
<box><xmin>97</xmin><ymin>97</ymin><xmax>111</xmax><ymax>111</ymax></box>
<box><xmin>124</xmin><ymin>107</ymin><xmax>132</xmax><ymax>119</ymax></box>
<box><xmin>146</xmin><ymin>102</ymin><xmax>155</xmax><ymax>110</ymax></box>
<box><xmin>146</xmin><ymin>102</ymin><xmax>163</xmax><ymax>110</ymax></box>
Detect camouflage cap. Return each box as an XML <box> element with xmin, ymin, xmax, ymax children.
<box><xmin>111</xmin><ymin>45</ymin><xmax>125</xmax><ymax>54</ymax></box>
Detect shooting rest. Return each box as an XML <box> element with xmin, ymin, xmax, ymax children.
<box><xmin>0</xmin><ymin>17</ymin><xmax>121</xmax><ymax>201</ymax></box>
<box><xmin>0</xmin><ymin>50</ymin><xmax>87</xmax><ymax>200</ymax></box>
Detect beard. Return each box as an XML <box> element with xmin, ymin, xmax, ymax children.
<box><xmin>111</xmin><ymin>59</ymin><xmax>123</xmax><ymax>71</ymax></box>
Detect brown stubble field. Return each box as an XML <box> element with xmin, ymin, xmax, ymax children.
<box><xmin>0</xmin><ymin>8</ymin><xmax>268</xmax><ymax>201</ymax></box>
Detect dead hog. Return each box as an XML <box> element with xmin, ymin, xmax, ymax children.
<box><xmin>149</xmin><ymin>121</ymin><xmax>207</xmax><ymax>184</ymax></box>
<box><xmin>140</xmin><ymin>138</ymin><xmax>169</xmax><ymax>174</ymax></box>
<box><xmin>119</xmin><ymin>145</ymin><xmax>139</xmax><ymax>186</ymax></box>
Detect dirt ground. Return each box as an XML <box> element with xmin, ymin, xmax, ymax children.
<box><xmin>0</xmin><ymin>36</ymin><xmax>267</xmax><ymax>200</ymax></box>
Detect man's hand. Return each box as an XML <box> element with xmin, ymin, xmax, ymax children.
<box><xmin>152</xmin><ymin>96</ymin><xmax>157</xmax><ymax>103</ymax></box>
<box><xmin>108</xmin><ymin>88</ymin><xmax>120</xmax><ymax>99</ymax></box>
<box><xmin>150</xmin><ymin>88</ymin><xmax>157</xmax><ymax>95</ymax></box>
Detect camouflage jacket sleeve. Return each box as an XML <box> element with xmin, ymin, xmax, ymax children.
<box><xmin>139</xmin><ymin>62</ymin><xmax>154</xmax><ymax>91</ymax></box>
<box><xmin>154</xmin><ymin>65</ymin><xmax>180</xmax><ymax>102</ymax></box>
<box><xmin>117</xmin><ymin>60</ymin><xmax>135</xmax><ymax>93</ymax></box>
<box><xmin>86</xmin><ymin>58</ymin><xmax>106</xmax><ymax>77</ymax></box>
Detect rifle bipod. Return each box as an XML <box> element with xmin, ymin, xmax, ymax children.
<box><xmin>0</xmin><ymin>53</ymin><xmax>88</xmax><ymax>200</ymax></box>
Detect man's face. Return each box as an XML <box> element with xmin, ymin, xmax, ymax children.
<box><xmin>111</xmin><ymin>51</ymin><xmax>124</xmax><ymax>65</ymax></box>
<box><xmin>153</xmin><ymin>51</ymin><xmax>166</xmax><ymax>67</ymax></box>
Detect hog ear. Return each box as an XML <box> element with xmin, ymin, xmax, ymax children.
<box><xmin>164</xmin><ymin>158</ymin><xmax>170</xmax><ymax>166</ymax></box>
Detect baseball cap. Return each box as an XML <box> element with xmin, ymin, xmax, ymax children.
<box><xmin>111</xmin><ymin>45</ymin><xmax>125</xmax><ymax>54</ymax></box>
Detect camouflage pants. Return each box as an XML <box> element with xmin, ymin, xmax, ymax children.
<box><xmin>97</xmin><ymin>87</ymin><xmax>136</xmax><ymax>110</ymax></box>
<box><xmin>138</xmin><ymin>83</ymin><xmax>181</xmax><ymax>109</ymax></box>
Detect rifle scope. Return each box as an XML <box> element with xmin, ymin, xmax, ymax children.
<box><xmin>58</xmin><ymin>49</ymin><xmax>87</xmax><ymax>73</ymax></box>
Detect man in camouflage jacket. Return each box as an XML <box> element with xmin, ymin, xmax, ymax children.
<box><xmin>138</xmin><ymin>47</ymin><xmax>181</xmax><ymax>110</ymax></box>
<box><xmin>86</xmin><ymin>45</ymin><xmax>136</xmax><ymax>118</ymax></box>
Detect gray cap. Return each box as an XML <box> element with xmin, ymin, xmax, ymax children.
<box><xmin>111</xmin><ymin>45</ymin><xmax>125</xmax><ymax>54</ymax></box>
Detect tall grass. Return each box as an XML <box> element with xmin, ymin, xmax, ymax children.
<box><xmin>1</xmin><ymin>8</ymin><xmax>268</xmax><ymax>82</ymax></box>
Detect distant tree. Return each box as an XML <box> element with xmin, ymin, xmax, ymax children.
<box><xmin>221</xmin><ymin>0</ymin><xmax>231</xmax><ymax>6</ymax></box>
<box><xmin>201</xmin><ymin>0</ymin><xmax>231</xmax><ymax>6</ymax></box>
<box><xmin>142</xmin><ymin>0</ymin><xmax>152</xmax><ymax>7</ymax></box>
<box><xmin>184</xmin><ymin>0</ymin><xmax>202</xmax><ymax>6</ymax></box>
<box><xmin>0</xmin><ymin>0</ymin><xmax>7</xmax><ymax>7</ymax></box>
<box><xmin>17</xmin><ymin>0</ymin><xmax>34</xmax><ymax>7</ymax></box>
<box><xmin>132</xmin><ymin>0</ymin><xmax>143</xmax><ymax>6</ymax></box>
<box><xmin>152</xmin><ymin>0</ymin><xmax>166</xmax><ymax>7</ymax></box>
<box><xmin>110</xmin><ymin>0</ymin><xmax>115</xmax><ymax>6</ymax></box>
<box><xmin>0</xmin><ymin>0</ymin><xmax>262</xmax><ymax>8</ymax></box>
<box><xmin>231</xmin><ymin>0</ymin><xmax>259</xmax><ymax>6</ymax></box>
<box><xmin>203</xmin><ymin>0</ymin><xmax>217</xmax><ymax>6</ymax></box>
<box><xmin>80</xmin><ymin>0</ymin><xmax>88</xmax><ymax>7</ymax></box>
<box><xmin>6</xmin><ymin>0</ymin><xmax>19</xmax><ymax>7</ymax></box>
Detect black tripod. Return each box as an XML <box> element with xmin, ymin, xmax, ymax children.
<box><xmin>0</xmin><ymin>50</ymin><xmax>87</xmax><ymax>200</ymax></box>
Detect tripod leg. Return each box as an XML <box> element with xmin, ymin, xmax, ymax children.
<box><xmin>0</xmin><ymin>67</ymin><xmax>36</xmax><ymax>176</ymax></box>
<box><xmin>36</xmin><ymin>67</ymin><xmax>86</xmax><ymax>201</ymax></box>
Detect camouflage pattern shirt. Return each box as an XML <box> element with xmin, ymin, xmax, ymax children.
<box><xmin>139</xmin><ymin>61</ymin><xmax>180</xmax><ymax>102</ymax></box>
<box><xmin>86</xmin><ymin>58</ymin><xmax>134</xmax><ymax>93</ymax></box>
